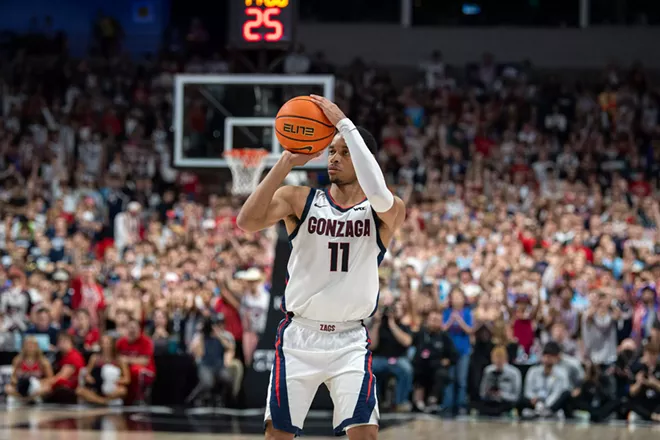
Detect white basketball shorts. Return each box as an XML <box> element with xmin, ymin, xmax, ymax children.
<box><xmin>264</xmin><ymin>314</ymin><xmax>379</xmax><ymax>436</ymax></box>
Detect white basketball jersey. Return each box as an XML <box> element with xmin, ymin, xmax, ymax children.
<box><xmin>284</xmin><ymin>188</ymin><xmax>386</xmax><ymax>322</ymax></box>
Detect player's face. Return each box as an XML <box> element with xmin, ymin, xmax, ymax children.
<box><xmin>327</xmin><ymin>135</ymin><xmax>357</xmax><ymax>186</ymax></box>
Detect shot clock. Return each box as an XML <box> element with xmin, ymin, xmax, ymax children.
<box><xmin>229</xmin><ymin>0</ymin><xmax>296</xmax><ymax>48</ymax></box>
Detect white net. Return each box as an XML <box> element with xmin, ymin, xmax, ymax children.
<box><xmin>225</xmin><ymin>150</ymin><xmax>269</xmax><ymax>196</ymax></box>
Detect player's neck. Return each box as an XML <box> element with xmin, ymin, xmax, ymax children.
<box><xmin>329</xmin><ymin>183</ymin><xmax>366</xmax><ymax>207</ymax></box>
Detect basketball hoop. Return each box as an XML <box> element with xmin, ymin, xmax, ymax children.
<box><xmin>224</xmin><ymin>149</ymin><xmax>270</xmax><ymax>196</ymax></box>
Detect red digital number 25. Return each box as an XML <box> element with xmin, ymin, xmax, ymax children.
<box><xmin>243</xmin><ymin>7</ymin><xmax>284</xmax><ymax>42</ymax></box>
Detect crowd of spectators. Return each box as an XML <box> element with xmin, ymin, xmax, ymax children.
<box><xmin>0</xmin><ymin>18</ymin><xmax>659</xmax><ymax>424</ymax></box>
<box><xmin>0</xmin><ymin>19</ymin><xmax>276</xmax><ymax>405</ymax></box>
<box><xmin>360</xmin><ymin>51</ymin><xmax>660</xmax><ymax>422</ymax></box>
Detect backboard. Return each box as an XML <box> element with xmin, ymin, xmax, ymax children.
<box><xmin>173</xmin><ymin>74</ymin><xmax>335</xmax><ymax>169</ymax></box>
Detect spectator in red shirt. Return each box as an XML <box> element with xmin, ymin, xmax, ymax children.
<box><xmin>5</xmin><ymin>336</ymin><xmax>54</xmax><ymax>404</ymax></box>
<box><xmin>68</xmin><ymin>309</ymin><xmax>101</xmax><ymax>352</ymax></box>
<box><xmin>116</xmin><ymin>318</ymin><xmax>155</xmax><ymax>403</ymax></box>
<box><xmin>71</xmin><ymin>265</ymin><xmax>106</xmax><ymax>328</ymax></box>
<box><xmin>213</xmin><ymin>286</ymin><xmax>244</xmax><ymax>363</ymax></box>
<box><xmin>101</xmin><ymin>108</ymin><xmax>122</xmax><ymax>136</ymax></box>
<box><xmin>44</xmin><ymin>332</ymin><xmax>85</xmax><ymax>395</ymax></box>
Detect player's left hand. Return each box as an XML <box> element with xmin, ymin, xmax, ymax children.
<box><xmin>310</xmin><ymin>95</ymin><xmax>346</xmax><ymax>126</ymax></box>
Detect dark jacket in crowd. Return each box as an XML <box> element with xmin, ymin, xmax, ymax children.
<box><xmin>577</xmin><ymin>375</ymin><xmax>616</xmax><ymax>405</ymax></box>
<box><xmin>413</xmin><ymin>327</ymin><xmax>457</xmax><ymax>368</ymax></box>
<box><xmin>372</xmin><ymin>318</ymin><xmax>413</xmax><ymax>358</ymax></box>
<box><xmin>558</xmin><ymin>353</ymin><xmax>585</xmax><ymax>389</ymax></box>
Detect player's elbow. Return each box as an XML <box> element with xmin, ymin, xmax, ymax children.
<box><xmin>236</xmin><ymin>212</ymin><xmax>260</xmax><ymax>233</ymax></box>
<box><xmin>367</xmin><ymin>192</ymin><xmax>394</xmax><ymax>213</ymax></box>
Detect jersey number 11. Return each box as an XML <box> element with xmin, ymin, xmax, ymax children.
<box><xmin>328</xmin><ymin>242</ymin><xmax>350</xmax><ymax>272</ymax></box>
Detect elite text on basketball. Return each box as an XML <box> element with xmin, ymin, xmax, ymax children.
<box><xmin>283</xmin><ymin>123</ymin><xmax>315</xmax><ymax>137</ymax></box>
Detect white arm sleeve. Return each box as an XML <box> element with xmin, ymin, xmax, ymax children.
<box><xmin>336</xmin><ymin>118</ymin><xmax>394</xmax><ymax>212</ymax></box>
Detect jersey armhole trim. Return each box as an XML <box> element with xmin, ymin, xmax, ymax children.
<box><xmin>371</xmin><ymin>208</ymin><xmax>387</xmax><ymax>264</ymax></box>
<box><xmin>287</xmin><ymin>188</ymin><xmax>316</xmax><ymax>242</ymax></box>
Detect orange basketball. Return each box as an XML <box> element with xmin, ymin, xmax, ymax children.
<box><xmin>275</xmin><ymin>96</ymin><xmax>336</xmax><ymax>154</ymax></box>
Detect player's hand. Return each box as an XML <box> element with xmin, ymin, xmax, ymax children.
<box><xmin>309</xmin><ymin>95</ymin><xmax>347</xmax><ymax>126</ymax></box>
<box><xmin>281</xmin><ymin>150</ymin><xmax>323</xmax><ymax>168</ymax></box>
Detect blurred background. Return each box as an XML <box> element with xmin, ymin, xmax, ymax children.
<box><xmin>0</xmin><ymin>0</ymin><xmax>658</xmax><ymax>433</ymax></box>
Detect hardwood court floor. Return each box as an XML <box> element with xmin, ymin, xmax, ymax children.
<box><xmin>1</xmin><ymin>406</ymin><xmax>660</xmax><ymax>440</ymax></box>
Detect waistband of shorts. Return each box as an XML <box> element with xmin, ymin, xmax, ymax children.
<box><xmin>289</xmin><ymin>314</ymin><xmax>363</xmax><ymax>332</ymax></box>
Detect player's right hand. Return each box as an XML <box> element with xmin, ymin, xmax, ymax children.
<box><xmin>281</xmin><ymin>150</ymin><xmax>323</xmax><ymax>168</ymax></box>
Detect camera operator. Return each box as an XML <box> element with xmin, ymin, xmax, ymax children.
<box><xmin>627</xmin><ymin>344</ymin><xmax>660</xmax><ymax>421</ymax></box>
<box><xmin>610</xmin><ymin>339</ymin><xmax>638</xmax><ymax>403</ymax></box>
<box><xmin>369</xmin><ymin>300</ymin><xmax>414</xmax><ymax>411</ymax></box>
<box><xmin>475</xmin><ymin>346</ymin><xmax>522</xmax><ymax>417</ymax></box>
<box><xmin>518</xmin><ymin>342</ymin><xmax>571</xmax><ymax>419</ymax></box>
<box><xmin>568</xmin><ymin>361</ymin><xmax>619</xmax><ymax>422</ymax></box>
<box><xmin>187</xmin><ymin>313</ymin><xmax>236</xmax><ymax>406</ymax></box>
<box><xmin>412</xmin><ymin>309</ymin><xmax>457</xmax><ymax>412</ymax></box>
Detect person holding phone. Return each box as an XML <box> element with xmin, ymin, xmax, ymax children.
<box><xmin>582</xmin><ymin>291</ymin><xmax>619</xmax><ymax>367</ymax></box>
<box><xmin>475</xmin><ymin>346</ymin><xmax>522</xmax><ymax>416</ymax></box>
<box><xmin>628</xmin><ymin>344</ymin><xmax>660</xmax><ymax>421</ymax></box>
<box><xmin>368</xmin><ymin>298</ymin><xmax>415</xmax><ymax>411</ymax></box>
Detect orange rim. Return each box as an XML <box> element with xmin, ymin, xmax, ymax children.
<box><xmin>224</xmin><ymin>149</ymin><xmax>269</xmax><ymax>167</ymax></box>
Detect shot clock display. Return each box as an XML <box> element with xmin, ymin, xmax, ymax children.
<box><xmin>229</xmin><ymin>0</ymin><xmax>296</xmax><ymax>48</ymax></box>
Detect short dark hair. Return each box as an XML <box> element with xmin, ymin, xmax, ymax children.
<box><xmin>543</xmin><ymin>341</ymin><xmax>561</xmax><ymax>356</ymax></box>
<box><xmin>356</xmin><ymin>127</ymin><xmax>377</xmax><ymax>155</ymax></box>
<box><xmin>57</xmin><ymin>331</ymin><xmax>73</xmax><ymax>343</ymax></box>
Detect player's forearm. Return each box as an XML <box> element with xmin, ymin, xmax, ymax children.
<box><xmin>336</xmin><ymin>119</ymin><xmax>393</xmax><ymax>212</ymax></box>
<box><xmin>237</xmin><ymin>156</ymin><xmax>293</xmax><ymax>230</ymax></box>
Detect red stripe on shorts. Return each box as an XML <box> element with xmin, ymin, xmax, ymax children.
<box><xmin>365</xmin><ymin>352</ymin><xmax>374</xmax><ymax>402</ymax></box>
<box><xmin>274</xmin><ymin>316</ymin><xmax>290</xmax><ymax>407</ymax></box>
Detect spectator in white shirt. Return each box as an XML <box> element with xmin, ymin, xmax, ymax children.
<box><xmin>544</xmin><ymin>106</ymin><xmax>568</xmax><ymax>135</ymax></box>
<box><xmin>421</xmin><ymin>50</ymin><xmax>445</xmax><ymax>90</ymax></box>
<box><xmin>114</xmin><ymin>202</ymin><xmax>142</xmax><ymax>254</ymax></box>
<box><xmin>237</xmin><ymin>268</ymin><xmax>270</xmax><ymax>367</ymax></box>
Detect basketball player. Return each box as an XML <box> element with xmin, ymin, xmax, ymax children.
<box><xmin>237</xmin><ymin>95</ymin><xmax>406</xmax><ymax>440</ymax></box>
